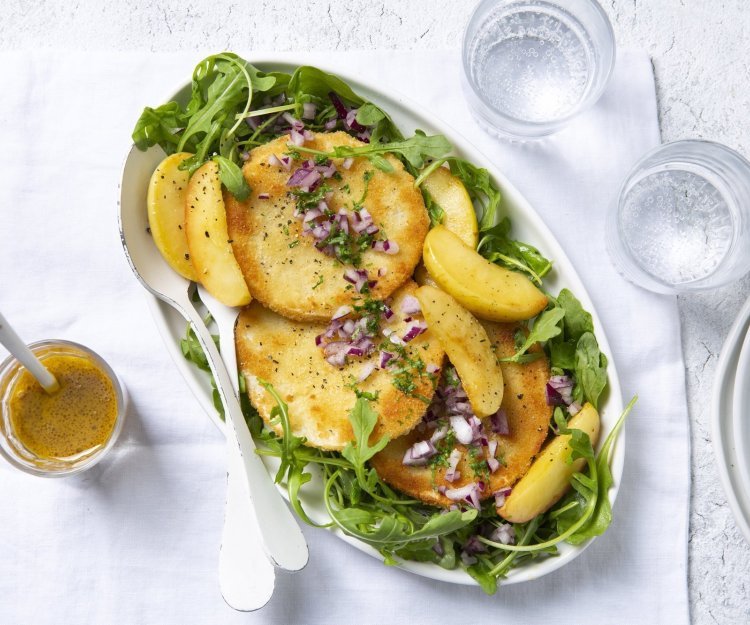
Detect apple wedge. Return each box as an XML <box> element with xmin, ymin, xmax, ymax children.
<box><xmin>497</xmin><ymin>403</ymin><xmax>601</xmax><ymax>523</ymax></box>
<box><xmin>147</xmin><ymin>152</ymin><xmax>198</xmax><ymax>281</ymax></box>
<box><xmin>422</xmin><ymin>225</ymin><xmax>547</xmax><ymax>322</ymax></box>
<box><xmin>421</xmin><ymin>166</ymin><xmax>479</xmax><ymax>248</ymax></box>
<box><xmin>415</xmin><ymin>285</ymin><xmax>503</xmax><ymax>417</ymax></box>
<box><xmin>185</xmin><ymin>161</ymin><xmax>251</xmax><ymax>307</ymax></box>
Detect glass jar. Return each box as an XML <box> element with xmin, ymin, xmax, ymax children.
<box><xmin>0</xmin><ymin>340</ymin><xmax>127</xmax><ymax>477</ymax></box>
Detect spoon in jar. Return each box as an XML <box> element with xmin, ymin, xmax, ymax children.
<box><xmin>0</xmin><ymin>311</ymin><xmax>59</xmax><ymax>394</ymax></box>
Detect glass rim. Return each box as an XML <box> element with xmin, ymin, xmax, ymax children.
<box><xmin>461</xmin><ymin>0</ymin><xmax>617</xmax><ymax>133</ymax></box>
<box><xmin>0</xmin><ymin>339</ymin><xmax>127</xmax><ymax>478</ymax></box>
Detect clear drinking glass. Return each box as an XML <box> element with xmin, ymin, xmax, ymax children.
<box><xmin>0</xmin><ymin>340</ymin><xmax>127</xmax><ymax>477</ymax></box>
<box><xmin>462</xmin><ymin>0</ymin><xmax>615</xmax><ymax>139</ymax></box>
<box><xmin>606</xmin><ymin>140</ymin><xmax>750</xmax><ymax>294</ymax></box>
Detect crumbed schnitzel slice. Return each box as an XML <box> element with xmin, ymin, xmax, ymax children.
<box><xmin>370</xmin><ymin>322</ymin><xmax>552</xmax><ymax>506</ymax></box>
<box><xmin>236</xmin><ymin>281</ymin><xmax>444</xmax><ymax>450</ymax></box>
<box><xmin>226</xmin><ymin>131</ymin><xmax>429</xmax><ymax>322</ymax></box>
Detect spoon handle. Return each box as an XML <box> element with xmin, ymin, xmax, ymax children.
<box><xmin>197</xmin><ymin>285</ymin><xmax>276</xmax><ymax>610</ymax></box>
<box><xmin>0</xmin><ymin>311</ymin><xmax>59</xmax><ymax>393</ymax></box>
<box><xmin>180</xmin><ymin>299</ymin><xmax>309</xmax><ymax>572</ymax></box>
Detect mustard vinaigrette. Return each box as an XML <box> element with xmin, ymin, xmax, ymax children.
<box><xmin>0</xmin><ymin>341</ymin><xmax>125</xmax><ymax>475</ymax></box>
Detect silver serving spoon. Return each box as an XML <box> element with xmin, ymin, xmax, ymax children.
<box><xmin>118</xmin><ymin>145</ymin><xmax>308</xmax><ymax>610</ymax></box>
<box><xmin>197</xmin><ymin>284</ymin><xmax>276</xmax><ymax>609</ymax></box>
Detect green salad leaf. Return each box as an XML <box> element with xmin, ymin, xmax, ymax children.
<box><xmin>504</xmin><ymin>306</ymin><xmax>565</xmax><ymax>363</ymax></box>
<box><xmin>479</xmin><ymin>218</ymin><xmax>553</xmax><ymax>285</ymax></box>
<box><xmin>341</xmin><ymin>398</ymin><xmax>390</xmax><ymax>488</ymax></box>
<box><xmin>554</xmin><ymin>396</ymin><xmax>635</xmax><ymax>542</ymax></box>
<box><xmin>294</xmin><ymin>130</ymin><xmax>452</xmax><ymax>174</ymax></box>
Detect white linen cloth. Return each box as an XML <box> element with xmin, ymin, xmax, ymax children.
<box><xmin>0</xmin><ymin>49</ymin><xmax>688</xmax><ymax>625</ymax></box>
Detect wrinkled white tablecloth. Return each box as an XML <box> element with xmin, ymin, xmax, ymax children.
<box><xmin>0</xmin><ymin>49</ymin><xmax>689</xmax><ymax>625</ymax></box>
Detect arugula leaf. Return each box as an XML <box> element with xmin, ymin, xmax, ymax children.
<box><xmin>356</xmin><ymin>102</ymin><xmax>387</xmax><ymax>126</ymax></box>
<box><xmin>447</xmin><ymin>157</ymin><xmax>502</xmax><ymax>231</ymax></box>
<box><xmin>132</xmin><ymin>53</ymin><xmax>280</xmax><ymax>199</ymax></box>
<box><xmin>132</xmin><ymin>101</ymin><xmax>185</xmax><ymax>152</ymax></box>
<box><xmin>479</xmin><ymin>218</ymin><xmax>552</xmax><ymax>284</ymax></box>
<box><xmin>212</xmin><ymin>155</ymin><xmax>250</xmax><ymax>200</ymax></box>
<box><xmin>555</xmin><ymin>397</ymin><xmax>636</xmax><ymax>543</ymax></box>
<box><xmin>574</xmin><ymin>332</ymin><xmax>608</xmax><ymax>409</ymax></box>
<box><xmin>504</xmin><ymin>307</ymin><xmax>564</xmax><ymax>363</ymax></box>
<box><xmin>295</xmin><ymin>130</ymin><xmax>452</xmax><ymax>174</ymax></box>
<box><xmin>341</xmin><ymin>398</ymin><xmax>390</xmax><ymax>487</ymax></box>
<box><xmin>421</xmin><ymin>188</ymin><xmax>445</xmax><ymax>228</ymax></box>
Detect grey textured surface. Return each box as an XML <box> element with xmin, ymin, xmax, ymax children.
<box><xmin>3</xmin><ymin>1</ymin><xmax>750</xmax><ymax>622</ymax></box>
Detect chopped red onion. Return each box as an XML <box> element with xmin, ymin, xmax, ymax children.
<box><xmin>460</xmin><ymin>551</ymin><xmax>477</xmax><ymax>566</ymax></box>
<box><xmin>432</xmin><ymin>542</ymin><xmax>444</xmax><ymax>557</ymax></box>
<box><xmin>467</xmin><ymin>415</ymin><xmax>484</xmax><ymax>443</ymax></box>
<box><xmin>303</xmin><ymin>129</ymin><xmax>315</xmax><ymax>141</ymax></box>
<box><xmin>445</xmin><ymin>482</ymin><xmax>482</xmax><ymax>509</ymax></box>
<box><xmin>245</xmin><ymin>116</ymin><xmax>259</xmax><ymax>130</ymax></box>
<box><xmin>400</xmin><ymin>295</ymin><xmax>422</xmax><ymax>316</ymax></box>
<box><xmin>282</xmin><ymin>112</ymin><xmax>304</xmax><ymax>131</ymax></box>
<box><xmin>463</xmin><ymin>535</ymin><xmax>487</xmax><ymax>555</ymax></box>
<box><xmin>402</xmin><ymin>440</ymin><xmax>437</xmax><ymax>466</ymax></box>
<box><xmin>257</xmin><ymin>192</ymin><xmax>270</xmax><ymax>200</ymax></box>
<box><xmin>402</xmin><ymin>320</ymin><xmax>428</xmax><ymax>343</ymax></box>
<box><xmin>445</xmin><ymin>448</ymin><xmax>462</xmax><ymax>482</ymax></box>
<box><xmin>450</xmin><ymin>416</ymin><xmax>474</xmax><ymax>445</ymax></box>
<box><xmin>487</xmin><ymin>439</ymin><xmax>498</xmax><ymax>459</ymax></box>
<box><xmin>430</xmin><ymin>424</ymin><xmax>449</xmax><ymax>444</ymax></box>
<box><xmin>332</xmin><ymin>305</ymin><xmax>352</xmax><ymax>320</ymax></box>
<box><xmin>351</xmin><ymin>208</ymin><xmax>375</xmax><ymax>234</ymax></box>
<box><xmin>567</xmin><ymin>401</ymin><xmax>582</xmax><ymax>416</ymax></box>
<box><xmin>489</xmin><ymin>522</ymin><xmax>515</xmax><ymax>545</ymax></box>
<box><xmin>345</xmin><ymin>108</ymin><xmax>359</xmax><ymax>129</ymax></box>
<box><xmin>372</xmin><ymin>239</ymin><xmax>399</xmax><ymax>254</ymax></box>
<box><xmin>343</xmin><ymin>268</ymin><xmax>369</xmax><ymax>293</ymax></box>
<box><xmin>545</xmin><ymin>383</ymin><xmax>565</xmax><ymax>406</ymax></box>
<box><xmin>426</xmin><ymin>363</ymin><xmax>440</xmax><ymax>375</ymax></box>
<box><xmin>490</xmin><ymin>408</ymin><xmax>510</xmax><ymax>435</ymax></box>
<box><xmin>329</xmin><ymin>91</ymin><xmax>349</xmax><ymax>119</ymax></box>
<box><xmin>324</xmin><ymin>341</ymin><xmax>349</xmax><ymax>367</ymax></box>
<box><xmin>302</xmin><ymin>102</ymin><xmax>317</xmax><ymax>119</ymax></box>
<box><xmin>378</xmin><ymin>267</ymin><xmax>388</xmax><ymax>278</ymax></box>
<box><xmin>287</xmin><ymin>165</ymin><xmax>321</xmax><ymax>190</ymax></box>
<box><xmin>487</xmin><ymin>458</ymin><xmax>501</xmax><ymax>473</ymax></box>
<box><xmin>379</xmin><ymin>350</ymin><xmax>395</xmax><ymax>368</ymax></box>
<box><xmin>240</xmin><ymin>151</ymin><xmax>250</xmax><ymax>161</ymax></box>
<box><xmin>493</xmin><ymin>487</ymin><xmax>511</xmax><ymax>508</ymax></box>
<box><xmin>279</xmin><ymin>155</ymin><xmax>292</xmax><ymax>170</ymax></box>
<box><xmin>317</xmin><ymin>161</ymin><xmax>337</xmax><ymax>178</ymax></box>
<box><xmin>547</xmin><ymin>375</ymin><xmax>574</xmax><ymax>405</ymax></box>
<box><xmin>303</xmin><ymin>207</ymin><xmax>324</xmax><ymax>224</ymax></box>
<box><xmin>342</xmin><ymin>157</ymin><xmax>354</xmax><ymax>170</ymax></box>
<box><xmin>268</xmin><ymin>154</ymin><xmax>281</xmax><ymax>167</ymax></box>
<box><xmin>289</xmin><ymin>128</ymin><xmax>305</xmax><ymax>147</ymax></box>
<box><xmin>324</xmin><ymin>118</ymin><xmax>338</xmax><ymax>130</ymax></box>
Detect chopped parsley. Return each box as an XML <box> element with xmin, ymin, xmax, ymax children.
<box><xmin>384</xmin><ymin>342</ymin><xmax>430</xmax><ymax>400</ymax></box>
<box><xmin>353</xmin><ymin>170</ymin><xmax>374</xmax><ymax>209</ymax></box>
<box><xmin>345</xmin><ymin>376</ymin><xmax>380</xmax><ymax>401</ymax></box>
<box><xmin>468</xmin><ymin>446</ymin><xmax>490</xmax><ymax>481</ymax></box>
<box><xmin>292</xmin><ymin>182</ymin><xmax>331</xmax><ymax>213</ymax></box>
